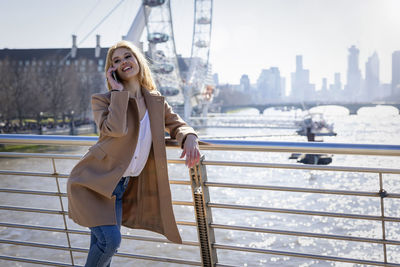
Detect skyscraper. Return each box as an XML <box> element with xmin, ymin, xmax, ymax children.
<box><xmin>392</xmin><ymin>51</ymin><xmax>400</xmax><ymax>97</ymax></box>
<box><xmin>345</xmin><ymin>45</ymin><xmax>362</xmax><ymax>101</ymax></box>
<box><xmin>328</xmin><ymin>72</ymin><xmax>343</xmax><ymax>100</ymax></box>
<box><xmin>291</xmin><ymin>55</ymin><xmax>315</xmax><ymax>101</ymax></box>
<box><xmin>321</xmin><ymin>78</ymin><xmax>328</xmax><ymax>91</ymax></box>
<box><xmin>257</xmin><ymin>67</ymin><xmax>283</xmax><ymax>101</ymax></box>
<box><xmin>365</xmin><ymin>52</ymin><xmax>380</xmax><ymax>101</ymax></box>
<box><xmin>240</xmin><ymin>74</ymin><xmax>250</xmax><ymax>92</ymax></box>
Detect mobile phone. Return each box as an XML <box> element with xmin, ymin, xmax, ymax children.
<box><xmin>112</xmin><ymin>71</ymin><xmax>119</xmax><ymax>82</ymax></box>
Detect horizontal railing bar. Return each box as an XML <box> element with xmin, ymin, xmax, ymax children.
<box><xmin>0</xmin><ymin>152</ymin><xmax>190</xmax><ymax>165</ymax></box>
<box><xmin>0</xmin><ymin>205</ymin><xmax>63</xmax><ymax>215</ymax></box>
<box><xmin>0</xmin><ymin>222</ymin><xmax>69</xmax><ymax>233</ymax></box>
<box><xmin>0</xmin><ymin>152</ymin><xmax>81</xmax><ymax>160</ymax></box>
<box><xmin>0</xmin><ymin>170</ymin><xmax>69</xmax><ymax>178</ymax></box>
<box><xmin>0</xmin><ymin>188</ymin><xmax>66</xmax><ymax>197</ymax></box>
<box><xmin>4</xmin><ymin>202</ymin><xmax>400</xmax><ymax>223</ymax></box>
<box><xmin>204</xmin><ymin>182</ymin><xmax>400</xmax><ymax>198</ymax></box>
<box><xmin>1</xmin><ymin>134</ymin><xmax>400</xmax><ymax>156</ymax></box>
<box><xmin>0</xmin><ymin>206</ymin><xmax>199</xmax><ymax>226</ymax></box>
<box><xmin>176</xmin><ymin>220</ymin><xmax>197</xmax><ymax>227</ymax></box>
<box><xmin>0</xmin><ymin>171</ymin><xmax>191</xmax><ymax>186</ymax></box>
<box><xmin>0</xmin><ymin>134</ymin><xmax>97</xmax><ymax>146</ymax></box>
<box><xmin>0</xmin><ymin>190</ymin><xmax>195</xmax><ymax>205</ymax></box>
<box><xmin>0</xmin><ymin>238</ymin><xmax>76</xmax><ymax>252</ymax></box>
<box><xmin>211</xmin><ymin>223</ymin><xmax>400</xmax><ymax>245</ymax></box>
<box><xmin>203</xmin><ymin>160</ymin><xmax>400</xmax><ymax>174</ymax></box>
<box><xmin>198</xmin><ymin>139</ymin><xmax>400</xmax><ymax>156</ymax></box>
<box><xmin>0</xmin><ymin>222</ymin><xmax>199</xmax><ymax>247</ymax></box>
<box><xmin>169</xmin><ymin>180</ymin><xmax>191</xmax><ymax>185</ymax></box>
<box><xmin>0</xmin><ymin>255</ymin><xmax>78</xmax><ymax>266</ymax></box>
<box><xmin>208</xmin><ymin>203</ymin><xmax>400</xmax><ymax>222</ymax></box>
<box><xmin>2</xmin><ymin>164</ymin><xmax>399</xmax><ymax>178</ymax></box>
<box><xmin>213</xmin><ymin>243</ymin><xmax>400</xmax><ymax>266</ymax></box>
<box><xmin>0</xmin><ymin>239</ymin><xmax>201</xmax><ymax>266</ymax></box>
<box><xmin>172</xmin><ymin>201</ymin><xmax>194</xmax><ymax>206</ymax></box>
<box><xmin>168</xmin><ymin>159</ymin><xmax>186</xmax><ymax>164</ymax></box>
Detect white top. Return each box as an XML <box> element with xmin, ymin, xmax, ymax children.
<box><xmin>122</xmin><ymin>110</ymin><xmax>152</xmax><ymax>177</ymax></box>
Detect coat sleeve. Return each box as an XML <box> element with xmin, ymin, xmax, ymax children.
<box><xmin>91</xmin><ymin>91</ymin><xmax>130</xmax><ymax>137</ymax></box>
<box><xmin>164</xmin><ymin>100</ymin><xmax>198</xmax><ymax>148</ymax></box>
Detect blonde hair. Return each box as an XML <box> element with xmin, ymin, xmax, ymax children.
<box><xmin>104</xmin><ymin>40</ymin><xmax>157</xmax><ymax>91</ymax></box>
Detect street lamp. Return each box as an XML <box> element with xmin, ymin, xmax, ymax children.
<box><xmin>69</xmin><ymin>110</ymin><xmax>75</xmax><ymax>135</ymax></box>
<box><xmin>37</xmin><ymin>112</ymin><xmax>43</xmax><ymax>135</ymax></box>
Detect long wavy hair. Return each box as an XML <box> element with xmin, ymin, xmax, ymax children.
<box><xmin>104</xmin><ymin>40</ymin><xmax>156</xmax><ymax>91</ymax></box>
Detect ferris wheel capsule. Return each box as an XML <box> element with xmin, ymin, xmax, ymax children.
<box><xmin>195</xmin><ymin>40</ymin><xmax>208</xmax><ymax>48</ymax></box>
<box><xmin>143</xmin><ymin>0</ymin><xmax>166</xmax><ymax>7</ymax></box>
<box><xmin>152</xmin><ymin>63</ymin><xmax>174</xmax><ymax>74</ymax></box>
<box><xmin>197</xmin><ymin>17</ymin><xmax>211</xmax><ymax>24</ymax></box>
<box><xmin>148</xmin><ymin>32</ymin><xmax>169</xmax><ymax>44</ymax></box>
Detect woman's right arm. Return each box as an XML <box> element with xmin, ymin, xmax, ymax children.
<box><xmin>91</xmin><ymin>91</ymin><xmax>130</xmax><ymax>137</ymax></box>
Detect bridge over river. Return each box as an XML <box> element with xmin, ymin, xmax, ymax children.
<box><xmin>220</xmin><ymin>102</ymin><xmax>400</xmax><ymax>115</ymax></box>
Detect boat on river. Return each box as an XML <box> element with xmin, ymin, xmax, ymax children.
<box><xmin>296</xmin><ymin>113</ymin><xmax>337</xmax><ymax>136</ymax></box>
<box><xmin>289</xmin><ymin>152</ymin><xmax>333</xmax><ymax>165</ymax></box>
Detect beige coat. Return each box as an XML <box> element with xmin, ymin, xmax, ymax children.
<box><xmin>67</xmin><ymin>87</ymin><xmax>197</xmax><ymax>244</ymax></box>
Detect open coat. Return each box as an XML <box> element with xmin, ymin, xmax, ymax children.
<box><xmin>67</xmin><ymin>87</ymin><xmax>197</xmax><ymax>244</ymax></box>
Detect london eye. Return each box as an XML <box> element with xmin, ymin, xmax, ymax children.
<box><xmin>124</xmin><ymin>0</ymin><xmax>214</xmax><ymax>119</ymax></box>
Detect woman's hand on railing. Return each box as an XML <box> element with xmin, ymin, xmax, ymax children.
<box><xmin>180</xmin><ymin>134</ymin><xmax>200</xmax><ymax>168</ymax></box>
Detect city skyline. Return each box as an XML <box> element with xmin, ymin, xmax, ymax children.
<box><xmin>1</xmin><ymin>0</ymin><xmax>400</xmax><ymax>90</ymax></box>
<box><xmin>232</xmin><ymin>47</ymin><xmax>397</xmax><ymax>102</ymax></box>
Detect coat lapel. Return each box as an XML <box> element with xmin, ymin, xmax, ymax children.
<box><xmin>142</xmin><ymin>88</ymin><xmax>165</xmax><ymax>146</ymax></box>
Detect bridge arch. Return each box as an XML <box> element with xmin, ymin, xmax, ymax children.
<box><xmin>357</xmin><ymin>105</ymin><xmax>400</xmax><ymax>115</ymax></box>
<box><xmin>309</xmin><ymin>105</ymin><xmax>350</xmax><ymax>115</ymax></box>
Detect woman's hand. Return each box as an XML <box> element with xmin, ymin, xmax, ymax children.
<box><xmin>106</xmin><ymin>66</ymin><xmax>123</xmax><ymax>91</ymax></box>
<box><xmin>180</xmin><ymin>134</ymin><xmax>200</xmax><ymax>168</ymax></box>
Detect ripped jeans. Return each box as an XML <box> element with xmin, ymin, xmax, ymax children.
<box><xmin>84</xmin><ymin>176</ymin><xmax>131</xmax><ymax>267</ymax></box>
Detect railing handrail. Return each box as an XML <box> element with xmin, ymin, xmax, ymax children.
<box><xmin>1</xmin><ymin>134</ymin><xmax>400</xmax><ymax>156</ymax></box>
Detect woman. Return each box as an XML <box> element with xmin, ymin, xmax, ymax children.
<box><xmin>67</xmin><ymin>40</ymin><xmax>200</xmax><ymax>267</ymax></box>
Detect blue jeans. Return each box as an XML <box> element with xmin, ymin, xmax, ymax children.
<box><xmin>85</xmin><ymin>176</ymin><xmax>131</xmax><ymax>267</ymax></box>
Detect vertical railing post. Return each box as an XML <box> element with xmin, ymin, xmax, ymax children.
<box><xmin>190</xmin><ymin>155</ymin><xmax>218</xmax><ymax>267</ymax></box>
<box><xmin>51</xmin><ymin>158</ymin><xmax>75</xmax><ymax>266</ymax></box>
<box><xmin>378</xmin><ymin>172</ymin><xmax>388</xmax><ymax>263</ymax></box>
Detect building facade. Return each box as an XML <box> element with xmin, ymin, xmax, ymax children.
<box><xmin>365</xmin><ymin>52</ymin><xmax>380</xmax><ymax>101</ymax></box>
<box><xmin>291</xmin><ymin>55</ymin><xmax>315</xmax><ymax>101</ymax></box>
<box><xmin>257</xmin><ymin>67</ymin><xmax>283</xmax><ymax>102</ymax></box>
<box><xmin>0</xmin><ymin>35</ymin><xmax>108</xmax><ymax>121</ymax></box>
<box><xmin>392</xmin><ymin>50</ymin><xmax>400</xmax><ymax>97</ymax></box>
<box><xmin>345</xmin><ymin>45</ymin><xmax>362</xmax><ymax>101</ymax></box>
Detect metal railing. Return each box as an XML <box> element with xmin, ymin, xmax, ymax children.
<box><xmin>0</xmin><ymin>134</ymin><xmax>400</xmax><ymax>266</ymax></box>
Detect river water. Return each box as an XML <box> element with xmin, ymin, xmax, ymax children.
<box><xmin>0</xmin><ymin>105</ymin><xmax>399</xmax><ymax>266</ymax></box>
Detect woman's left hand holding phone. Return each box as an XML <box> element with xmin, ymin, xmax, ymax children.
<box><xmin>107</xmin><ymin>66</ymin><xmax>123</xmax><ymax>91</ymax></box>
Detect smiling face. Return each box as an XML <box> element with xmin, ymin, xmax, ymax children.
<box><xmin>105</xmin><ymin>40</ymin><xmax>157</xmax><ymax>91</ymax></box>
<box><xmin>111</xmin><ymin>47</ymin><xmax>140</xmax><ymax>82</ymax></box>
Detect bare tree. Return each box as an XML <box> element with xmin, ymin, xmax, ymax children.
<box><xmin>0</xmin><ymin>58</ymin><xmax>35</xmax><ymax>125</ymax></box>
<box><xmin>38</xmin><ymin>57</ymin><xmax>77</xmax><ymax>122</ymax></box>
<box><xmin>0</xmin><ymin>59</ymin><xmax>13</xmax><ymax>122</ymax></box>
<box><xmin>72</xmin><ymin>62</ymin><xmax>104</xmax><ymax>120</ymax></box>
<box><xmin>0</xmin><ymin>56</ymin><xmax>105</xmax><ymax>128</ymax></box>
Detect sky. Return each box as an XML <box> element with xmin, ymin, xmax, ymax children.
<box><xmin>1</xmin><ymin>0</ymin><xmax>400</xmax><ymax>93</ymax></box>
